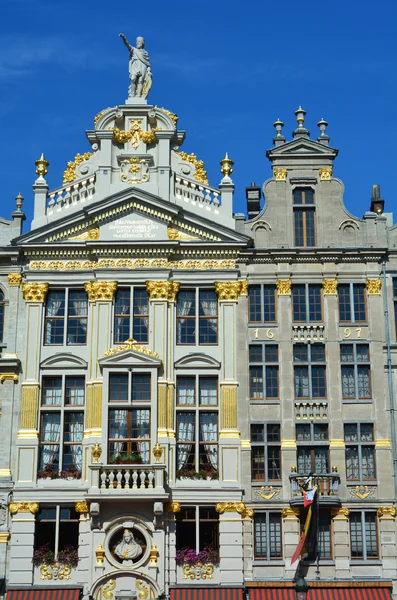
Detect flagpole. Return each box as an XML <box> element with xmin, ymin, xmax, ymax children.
<box><xmin>315</xmin><ymin>476</ymin><xmax>320</xmax><ymax>579</ymax></box>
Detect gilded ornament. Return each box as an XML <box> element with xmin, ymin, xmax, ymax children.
<box><xmin>29</xmin><ymin>258</ymin><xmax>236</xmax><ymax>271</ymax></box>
<box><xmin>103</xmin><ymin>579</ymin><xmax>116</xmax><ymax>600</ymax></box>
<box><xmin>378</xmin><ymin>507</ymin><xmax>396</xmax><ymax>520</ymax></box>
<box><xmin>214</xmin><ymin>281</ymin><xmax>246</xmax><ymax>301</ymax></box>
<box><xmin>22</xmin><ymin>282</ymin><xmax>49</xmax><ymax>303</ymax></box>
<box><xmin>273</xmin><ymin>168</ymin><xmax>288</xmax><ymax>181</ymax></box>
<box><xmin>35</xmin><ymin>153</ymin><xmax>49</xmax><ymax>178</ymax></box>
<box><xmin>167</xmin><ymin>227</ymin><xmax>199</xmax><ymax>240</ymax></box>
<box><xmin>104</xmin><ymin>338</ymin><xmax>159</xmax><ymax>359</ymax></box>
<box><xmin>137</xmin><ymin>580</ymin><xmax>149</xmax><ymax>600</ymax></box>
<box><xmin>323</xmin><ymin>279</ymin><xmax>338</xmax><ymax>295</ymax></box>
<box><xmin>215</xmin><ymin>502</ymin><xmax>254</xmax><ymax>519</ymax></box>
<box><xmin>146</xmin><ymin>281</ymin><xmax>180</xmax><ymax>302</ymax></box>
<box><xmin>164</xmin><ymin>502</ymin><xmax>181</xmax><ymax>513</ymax></box>
<box><xmin>220</xmin><ymin>152</ymin><xmax>234</xmax><ymax>177</ymax></box>
<box><xmin>91</xmin><ymin>443</ymin><xmax>102</xmax><ymax>463</ymax></box>
<box><xmin>63</xmin><ymin>152</ymin><xmax>94</xmax><ymax>184</ymax></box>
<box><xmin>276</xmin><ymin>279</ymin><xmax>291</xmax><ymax>296</ymax></box>
<box><xmin>94</xmin><ymin>107</ymin><xmax>115</xmax><ymax>126</ymax></box>
<box><xmin>7</xmin><ymin>273</ymin><xmax>22</xmax><ymax>287</ymax></box>
<box><xmin>40</xmin><ymin>562</ymin><xmax>71</xmax><ymax>580</ymax></box>
<box><xmin>366</xmin><ymin>278</ymin><xmax>382</xmax><ymax>295</ymax></box>
<box><xmin>158</xmin><ymin>107</ymin><xmax>179</xmax><ymax>125</ymax></box>
<box><xmin>281</xmin><ymin>508</ymin><xmax>300</xmax><ymax>520</ymax></box>
<box><xmin>351</xmin><ymin>485</ymin><xmax>371</xmax><ymax>499</ymax></box>
<box><xmin>152</xmin><ymin>443</ymin><xmax>163</xmax><ymax>463</ymax></box>
<box><xmin>175</xmin><ymin>151</ymin><xmax>208</xmax><ymax>184</ymax></box>
<box><xmin>183</xmin><ymin>562</ymin><xmax>214</xmax><ymax>580</ymax></box>
<box><xmin>257</xmin><ymin>486</ymin><xmax>278</xmax><ymax>500</ymax></box>
<box><xmin>110</xmin><ymin>119</ymin><xmax>159</xmax><ymax>149</ymax></box>
<box><xmin>149</xmin><ymin>543</ymin><xmax>159</xmax><ymax>566</ymax></box>
<box><xmin>84</xmin><ymin>281</ymin><xmax>117</xmax><ymax>302</ymax></box>
<box><xmin>120</xmin><ymin>158</ymin><xmax>149</xmax><ymax>184</ymax></box>
<box><xmin>331</xmin><ymin>508</ymin><xmax>350</xmax><ymax>520</ymax></box>
<box><xmin>9</xmin><ymin>502</ymin><xmax>39</xmax><ymax>515</ymax></box>
<box><xmin>0</xmin><ymin>533</ymin><xmax>10</xmax><ymax>543</ymax></box>
<box><xmin>95</xmin><ymin>544</ymin><xmax>105</xmax><ymax>566</ymax></box>
<box><xmin>68</xmin><ymin>228</ymin><xmax>100</xmax><ymax>241</ymax></box>
<box><xmin>0</xmin><ymin>374</ymin><xmax>18</xmax><ymax>383</ymax></box>
<box><xmin>319</xmin><ymin>167</ymin><xmax>333</xmax><ymax>181</ymax></box>
<box><xmin>75</xmin><ymin>501</ymin><xmax>89</xmax><ymax>514</ymax></box>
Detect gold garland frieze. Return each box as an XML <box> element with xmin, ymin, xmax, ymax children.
<box><xmin>175</xmin><ymin>151</ymin><xmax>208</xmax><ymax>184</ymax></box>
<box><xmin>63</xmin><ymin>152</ymin><xmax>94</xmax><ymax>184</ymax></box>
<box><xmin>7</xmin><ymin>273</ymin><xmax>22</xmax><ymax>287</ymax></box>
<box><xmin>167</xmin><ymin>227</ymin><xmax>199</xmax><ymax>240</ymax></box>
<box><xmin>22</xmin><ymin>282</ymin><xmax>49</xmax><ymax>303</ymax></box>
<box><xmin>30</xmin><ymin>259</ymin><xmax>236</xmax><ymax>271</ymax></box>
<box><xmin>9</xmin><ymin>502</ymin><xmax>39</xmax><ymax>515</ymax></box>
<box><xmin>215</xmin><ymin>502</ymin><xmax>254</xmax><ymax>519</ymax></box>
<box><xmin>104</xmin><ymin>338</ymin><xmax>159</xmax><ymax>359</ymax></box>
<box><xmin>366</xmin><ymin>278</ymin><xmax>382</xmax><ymax>295</ymax></box>
<box><xmin>215</xmin><ymin>280</ymin><xmax>247</xmax><ymax>301</ymax></box>
<box><xmin>146</xmin><ymin>281</ymin><xmax>180</xmax><ymax>302</ymax></box>
<box><xmin>84</xmin><ymin>281</ymin><xmax>117</xmax><ymax>302</ymax></box>
<box><xmin>68</xmin><ymin>228</ymin><xmax>100</xmax><ymax>241</ymax></box>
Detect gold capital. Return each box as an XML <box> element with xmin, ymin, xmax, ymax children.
<box><xmin>165</xmin><ymin>502</ymin><xmax>181</xmax><ymax>513</ymax></box>
<box><xmin>276</xmin><ymin>279</ymin><xmax>291</xmax><ymax>295</ymax></box>
<box><xmin>9</xmin><ymin>502</ymin><xmax>39</xmax><ymax>515</ymax></box>
<box><xmin>0</xmin><ymin>533</ymin><xmax>10</xmax><ymax>543</ymax></box>
<box><xmin>215</xmin><ymin>502</ymin><xmax>254</xmax><ymax>519</ymax></box>
<box><xmin>215</xmin><ymin>281</ymin><xmax>247</xmax><ymax>301</ymax></box>
<box><xmin>323</xmin><ymin>279</ymin><xmax>338</xmax><ymax>295</ymax></box>
<box><xmin>281</xmin><ymin>508</ymin><xmax>300</xmax><ymax>520</ymax></box>
<box><xmin>331</xmin><ymin>508</ymin><xmax>350</xmax><ymax>520</ymax></box>
<box><xmin>378</xmin><ymin>507</ymin><xmax>396</xmax><ymax>520</ymax></box>
<box><xmin>273</xmin><ymin>168</ymin><xmax>288</xmax><ymax>181</ymax></box>
<box><xmin>22</xmin><ymin>282</ymin><xmax>49</xmax><ymax>303</ymax></box>
<box><xmin>146</xmin><ymin>281</ymin><xmax>180</xmax><ymax>302</ymax></box>
<box><xmin>0</xmin><ymin>374</ymin><xmax>18</xmax><ymax>383</ymax></box>
<box><xmin>7</xmin><ymin>273</ymin><xmax>22</xmax><ymax>287</ymax></box>
<box><xmin>84</xmin><ymin>281</ymin><xmax>117</xmax><ymax>302</ymax></box>
<box><xmin>75</xmin><ymin>501</ymin><xmax>90</xmax><ymax>514</ymax></box>
<box><xmin>319</xmin><ymin>167</ymin><xmax>332</xmax><ymax>181</ymax></box>
<box><xmin>366</xmin><ymin>278</ymin><xmax>382</xmax><ymax>295</ymax></box>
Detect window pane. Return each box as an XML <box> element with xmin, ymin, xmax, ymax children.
<box><xmin>346</xmin><ymin>446</ymin><xmax>359</xmax><ymax>479</ymax></box>
<box><xmin>297</xmin><ymin>448</ymin><xmax>312</xmax><ymax>474</ymax></box>
<box><xmin>267</xmin><ymin>424</ymin><xmax>280</xmax><ymax>442</ymax></box>
<box><xmin>360</xmin><ymin>424</ymin><xmax>374</xmax><ymax>441</ymax></box>
<box><xmin>45</xmin><ymin>291</ymin><xmax>65</xmax><ymax>344</ymax></box>
<box><xmin>263</xmin><ymin>286</ymin><xmax>276</xmax><ymax>322</ymax></box>
<box><xmin>254</xmin><ymin>514</ymin><xmax>267</xmax><ymax>558</ymax></box>
<box><xmin>133</xmin><ymin>289</ymin><xmax>149</xmax><ymax>343</ymax></box>
<box><xmin>314</xmin><ymin>447</ymin><xmax>329</xmax><ymax>473</ymax></box>
<box><xmin>341</xmin><ymin>344</ymin><xmax>354</xmax><ymax>362</ymax></box>
<box><xmin>63</xmin><ymin>412</ymin><xmax>83</xmax><ymax>470</ymax></box>
<box><xmin>251</xmin><ymin>424</ymin><xmax>264</xmax><ymax>442</ymax></box>
<box><xmin>250</xmin><ymin>366</ymin><xmax>263</xmax><ymax>399</ymax></box>
<box><xmin>364</xmin><ymin>513</ymin><xmax>378</xmax><ymax>557</ymax></box>
<box><xmin>294</xmin><ymin>345</ymin><xmax>308</xmax><ymax>362</ymax></box>
<box><xmin>361</xmin><ymin>446</ymin><xmax>375</xmax><ymax>479</ymax></box>
<box><xmin>269</xmin><ymin>514</ymin><xmax>282</xmax><ymax>558</ymax></box>
<box><xmin>176</xmin><ymin>413</ymin><xmax>195</xmax><ymax>469</ymax></box>
<box><xmin>338</xmin><ymin>285</ymin><xmax>351</xmax><ymax>321</ymax></box>
<box><xmin>65</xmin><ymin>377</ymin><xmax>85</xmax><ymax>405</ymax></box>
<box><xmin>309</xmin><ymin>285</ymin><xmax>322</xmax><ymax>321</ymax></box>
<box><xmin>296</xmin><ymin>424</ymin><xmax>311</xmax><ymax>441</ymax></box>
<box><xmin>313</xmin><ymin>424</ymin><xmax>328</xmax><ymax>440</ymax></box>
<box><xmin>311</xmin><ymin>366</ymin><xmax>326</xmax><ymax>398</ymax></box>
<box><xmin>199</xmin><ymin>413</ymin><xmax>218</xmax><ymax>469</ymax></box>
<box><xmin>199</xmin><ymin>378</ymin><xmax>217</xmax><ymax>405</ymax></box>
<box><xmin>293</xmin><ymin>189</ymin><xmax>304</xmax><ymax>205</ymax></box>
<box><xmin>249</xmin><ymin>345</ymin><xmax>262</xmax><ymax>362</ymax></box>
<box><xmin>249</xmin><ymin>286</ymin><xmax>261</xmax><ymax>322</ymax></box>
<box><xmin>67</xmin><ymin>291</ymin><xmax>87</xmax><ymax>344</ymax></box>
<box><xmin>294</xmin><ymin>209</ymin><xmax>304</xmax><ymax>247</ymax></box>
<box><xmin>252</xmin><ymin>447</ymin><xmax>265</xmax><ymax>480</ymax></box>
<box><xmin>109</xmin><ymin>374</ymin><xmax>129</xmax><ymax>402</ymax></box>
<box><xmin>344</xmin><ymin>424</ymin><xmax>358</xmax><ymax>442</ymax></box>
<box><xmin>268</xmin><ymin>446</ymin><xmax>281</xmax><ymax>480</ymax></box>
<box><xmin>319</xmin><ymin>514</ymin><xmax>331</xmax><ymax>559</ymax></box>
<box><xmin>305</xmin><ymin>209</ymin><xmax>316</xmax><ymax>246</ymax></box>
<box><xmin>132</xmin><ymin>374</ymin><xmax>151</xmax><ymax>401</ymax></box>
<box><xmin>0</xmin><ymin>291</ymin><xmax>4</xmax><ymax>343</ymax></box>
<box><xmin>42</xmin><ymin>377</ymin><xmax>62</xmax><ymax>406</ymax></box>
<box><xmin>40</xmin><ymin>413</ymin><xmax>61</xmax><ymax>471</ymax></box>
<box><xmin>350</xmin><ymin>513</ymin><xmax>363</xmax><ymax>558</ymax></box>
<box><xmin>265</xmin><ymin>345</ymin><xmax>278</xmax><ymax>362</ymax></box>
<box><xmin>292</xmin><ymin>285</ymin><xmax>306</xmax><ymax>321</ymax></box>
<box><xmin>342</xmin><ymin>366</ymin><xmax>355</xmax><ymax>398</ymax></box>
<box><xmin>311</xmin><ymin>344</ymin><xmax>325</xmax><ymax>362</ymax></box>
<box><xmin>265</xmin><ymin>366</ymin><xmax>279</xmax><ymax>399</ymax></box>
<box><xmin>295</xmin><ymin>367</ymin><xmax>309</xmax><ymax>398</ymax></box>
<box><xmin>353</xmin><ymin>285</ymin><xmax>366</xmax><ymax>321</ymax></box>
<box><xmin>115</xmin><ymin>289</ymin><xmax>131</xmax><ymax>343</ymax></box>
<box><xmin>356</xmin><ymin>344</ymin><xmax>369</xmax><ymax>362</ymax></box>
<box><xmin>177</xmin><ymin>377</ymin><xmax>195</xmax><ymax>405</ymax></box>
<box><xmin>177</xmin><ymin>291</ymin><xmax>196</xmax><ymax>344</ymax></box>
<box><xmin>357</xmin><ymin>367</ymin><xmax>371</xmax><ymax>398</ymax></box>
<box><xmin>199</xmin><ymin>291</ymin><xmax>217</xmax><ymax>344</ymax></box>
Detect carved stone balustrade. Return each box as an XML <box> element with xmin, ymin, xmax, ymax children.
<box><xmin>292</xmin><ymin>324</ymin><xmax>325</xmax><ymax>342</ymax></box>
<box><xmin>295</xmin><ymin>402</ymin><xmax>328</xmax><ymax>420</ymax></box>
<box><xmin>88</xmin><ymin>464</ymin><xmax>167</xmax><ymax>499</ymax></box>
<box><xmin>174</xmin><ymin>176</ymin><xmax>220</xmax><ymax>209</ymax></box>
<box><xmin>290</xmin><ymin>473</ymin><xmax>340</xmax><ymax>506</ymax></box>
<box><xmin>47</xmin><ymin>175</ymin><xmax>96</xmax><ymax>215</ymax></box>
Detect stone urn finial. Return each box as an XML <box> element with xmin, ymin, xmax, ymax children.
<box><xmin>220</xmin><ymin>152</ymin><xmax>234</xmax><ymax>177</ymax></box>
<box><xmin>35</xmin><ymin>153</ymin><xmax>49</xmax><ymax>178</ymax></box>
<box><xmin>152</xmin><ymin>442</ymin><xmax>163</xmax><ymax>463</ymax></box>
<box><xmin>92</xmin><ymin>443</ymin><xmax>102</xmax><ymax>463</ymax></box>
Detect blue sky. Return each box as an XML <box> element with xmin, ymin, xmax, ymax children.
<box><xmin>1</xmin><ymin>0</ymin><xmax>395</xmax><ymax>229</ymax></box>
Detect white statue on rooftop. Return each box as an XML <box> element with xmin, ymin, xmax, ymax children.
<box><xmin>119</xmin><ymin>33</ymin><xmax>152</xmax><ymax>99</ymax></box>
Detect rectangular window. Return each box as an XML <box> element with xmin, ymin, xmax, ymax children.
<box><xmin>350</xmin><ymin>512</ymin><xmax>378</xmax><ymax>559</ymax></box>
<box><xmin>294</xmin><ymin>344</ymin><xmax>326</xmax><ymax>399</ymax></box>
<box><xmin>292</xmin><ymin>284</ymin><xmax>323</xmax><ymax>322</ymax></box>
<box><xmin>176</xmin><ymin>506</ymin><xmax>219</xmax><ymax>553</ymax></box>
<box><xmin>254</xmin><ymin>512</ymin><xmax>282</xmax><ymax>560</ymax></box>
<box><xmin>248</xmin><ymin>285</ymin><xmax>277</xmax><ymax>323</ymax></box>
<box><xmin>251</xmin><ymin>424</ymin><xmax>281</xmax><ymax>481</ymax></box>
<box><xmin>45</xmin><ymin>289</ymin><xmax>88</xmax><ymax>345</ymax></box>
<box><xmin>338</xmin><ymin>284</ymin><xmax>367</xmax><ymax>322</ymax></box>
<box><xmin>34</xmin><ymin>505</ymin><xmax>79</xmax><ymax>555</ymax></box>
<box><xmin>108</xmin><ymin>408</ymin><xmax>150</xmax><ymax>463</ymax></box>
<box><xmin>176</xmin><ymin>376</ymin><xmax>218</xmax><ymax>474</ymax></box>
<box><xmin>177</xmin><ymin>289</ymin><xmax>218</xmax><ymax>345</ymax></box>
<box><xmin>344</xmin><ymin>423</ymin><xmax>376</xmax><ymax>481</ymax></box>
<box><xmin>39</xmin><ymin>376</ymin><xmax>84</xmax><ymax>475</ymax></box>
<box><xmin>249</xmin><ymin>344</ymin><xmax>279</xmax><ymax>400</ymax></box>
<box><xmin>114</xmin><ymin>288</ymin><xmax>149</xmax><ymax>344</ymax></box>
<box><xmin>296</xmin><ymin>423</ymin><xmax>329</xmax><ymax>474</ymax></box>
<box><xmin>299</xmin><ymin>511</ymin><xmax>331</xmax><ymax>560</ymax></box>
<box><xmin>341</xmin><ymin>343</ymin><xmax>371</xmax><ymax>400</ymax></box>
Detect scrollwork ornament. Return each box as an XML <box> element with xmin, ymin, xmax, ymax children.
<box><xmin>120</xmin><ymin>158</ymin><xmax>150</xmax><ymax>184</ymax></box>
<box><xmin>215</xmin><ymin>502</ymin><xmax>253</xmax><ymax>519</ymax></box>
<box><xmin>331</xmin><ymin>508</ymin><xmax>350</xmax><ymax>520</ymax></box>
<box><xmin>40</xmin><ymin>562</ymin><xmax>71</xmax><ymax>580</ymax></box>
<box><xmin>9</xmin><ymin>502</ymin><xmax>39</xmax><ymax>515</ymax></box>
<box><xmin>22</xmin><ymin>282</ymin><xmax>49</xmax><ymax>303</ymax></box>
<box><xmin>75</xmin><ymin>501</ymin><xmax>89</xmax><ymax>514</ymax></box>
<box><xmin>175</xmin><ymin>151</ymin><xmax>208</xmax><ymax>184</ymax></box>
<box><xmin>366</xmin><ymin>278</ymin><xmax>382</xmax><ymax>295</ymax></box>
<box><xmin>146</xmin><ymin>281</ymin><xmax>180</xmax><ymax>302</ymax></box>
<box><xmin>104</xmin><ymin>338</ymin><xmax>159</xmax><ymax>359</ymax></box>
<box><xmin>256</xmin><ymin>485</ymin><xmax>280</xmax><ymax>501</ymax></box>
<box><xmin>214</xmin><ymin>281</ymin><xmax>246</xmax><ymax>302</ymax></box>
<box><xmin>164</xmin><ymin>502</ymin><xmax>181</xmax><ymax>513</ymax></box>
<box><xmin>183</xmin><ymin>562</ymin><xmax>214</xmax><ymax>580</ymax></box>
<box><xmin>276</xmin><ymin>279</ymin><xmax>291</xmax><ymax>296</ymax></box>
<box><xmin>281</xmin><ymin>508</ymin><xmax>300</xmax><ymax>520</ymax></box>
<box><xmin>84</xmin><ymin>281</ymin><xmax>117</xmax><ymax>302</ymax></box>
<box><xmin>137</xmin><ymin>580</ymin><xmax>149</xmax><ymax>600</ymax></box>
<box><xmin>350</xmin><ymin>485</ymin><xmax>374</xmax><ymax>500</ymax></box>
<box><xmin>323</xmin><ymin>279</ymin><xmax>338</xmax><ymax>295</ymax></box>
<box><xmin>103</xmin><ymin>579</ymin><xmax>116</xmax><ymax>600</ymax></box>
<box><xmin>63</xmin><ymin>152</ymin><xmax>94</xmax><ymax>184</ymax></box>
<box><xmin>7</xmin><ymin>273</ymin><xmax>22</xmax><ymax>287</ymax></box>
<box><xmin>378</xmin><ymin>507</ymin><xmax>396</xmax><ymax>520</ymax></box>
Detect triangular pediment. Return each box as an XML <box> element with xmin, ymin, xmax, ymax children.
<box><xmin>267</xmin><ymin>138</ymin><xmax>338</xmax><ymax>160</ymax></box>
<box><xmin>40</xmin><ymin>353</ymin><xmax>88</xmax><ymax>369</ymax></box>
<box><xmin>99</xmin><ymin>342</ymin><xmax>162</xmax><ymax>368</ymax></box>
<box><xmin>174</xmin><ymin>353</ymin><xmax>221</xmax><ymax>369</ymax></box>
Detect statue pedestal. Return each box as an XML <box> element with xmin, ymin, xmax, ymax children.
<box><xmin>125</xmin><ymin>97</ymin><xmax>148</xmax><ymax>105</ymax></box>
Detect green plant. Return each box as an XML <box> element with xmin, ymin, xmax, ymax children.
<box><xmin>110</xmin><ymin>452</ymin><xmax>143</xmax><ymax>465</ymax></box>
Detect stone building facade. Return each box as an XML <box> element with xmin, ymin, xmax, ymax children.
<box><xmin>0</xmin><ymin>45</ymin><xmax>396</xmax><ymax>600</ymax></box>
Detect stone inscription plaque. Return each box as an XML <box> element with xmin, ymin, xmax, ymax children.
<box><xmin>101</xmin><ymin>214</ymin><xmax>167</xmax><ymax>240</ymax></box>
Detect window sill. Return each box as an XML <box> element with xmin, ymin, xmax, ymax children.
<box><xmin>350</xmin><ymin>559</ymin><xmax>382</xmax><ymax>565</ymax></box>
<box><xmin>253</xmin><ymin>560</ymin><xmax>285</xmax><ymax>566</ymax></box>
<box><xmin>342</xmin><ymin>400</ymin><xmax>373</xmax><ymax>404</ymax></box>
<box><xmin>300</xmin><ymin>560</ymin><xmax>335</xmax><ymax>566</ymax></box>
<box><xmin>249</xmin><ymin>401</ymin><xmax>280</xmax><ymax>405</ymax></box>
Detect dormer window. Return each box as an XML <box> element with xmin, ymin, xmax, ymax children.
<box><xmin>293</xmin><ymin>188</ymin><xmax>316</xmax><ymax>247</ymax></box>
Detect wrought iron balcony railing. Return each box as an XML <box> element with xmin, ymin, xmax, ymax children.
<box><xmin>290</xmin><ymin>472</ymin><xmax>341</xmax><ymax>504</ymax></box>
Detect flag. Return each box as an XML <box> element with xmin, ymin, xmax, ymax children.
<box><xmin>302</xmin><ymin>474</ymin><xmax>317</xmax><ymax>508</ymax></box>
<box><xmin>290</xmin><ymin>475</ymin><xmax>319</xmax><ymax>566</ymax></box>
<box><xmin>290</xmin><ymin>504</ymin><xmax>313</xmax><ymax>566</ymax></box>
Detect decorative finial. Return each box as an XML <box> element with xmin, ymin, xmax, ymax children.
<box><xmin>153</xmin><ymin>442</ymin><xmax>163</xmax><ymax>463</ymax></box>
<box><xmin>35</xmin><ymin>153</ymin><xmax>49</xmax><ymax>178</ymax></box>
<box><xmin>317</xmin><ymin>118</ymin><xmax>328</xmax><ymax>137</ymax></box>
<box><xmin>273</xmin><ymin>118</ymin><xmax>284</xmax><ymax>137</ymax></box>
<box><xmin>220</xmin><ymin>152</ymin><xmax>234</xmax><ymax>177</ymax></box>
<box><xmin>295</xmin><ymin>106</ymin><xmax>306</xmax><ymax>127</ymax></box>
<box><xmin>15</xmin><ymin>193</ymin><xmax>24</xmax><ymax>212</ymax></box>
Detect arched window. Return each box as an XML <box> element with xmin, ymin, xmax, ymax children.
<box><xmin>0</xmin><ymin>289</ymin><xmax>5</xmax><ymax>343</ymax></box>
<box><xmin>293</xmin><ymin>187</ymin><xmax>316</xmax><ymax>247</ymax></box>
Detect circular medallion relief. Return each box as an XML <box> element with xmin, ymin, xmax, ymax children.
<box><xmin>106</xmin><ymin>521</ymin><xmax>149</xmax><ymax>569</ymax></box>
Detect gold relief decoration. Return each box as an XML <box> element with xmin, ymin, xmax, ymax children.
<box><xmin>350</xmin><ymin>485</ymin><xmax>373</xmax><ymax>500</ymax></box>
<box><xmin>183</xmin><ymin>562</ymin><xmax>214</xmax><ymax>580</ymax></box>
<box><xmin>366</xmin><ymin>278</ymin><xmax>382</xmax><ymax>295</ymax></box>
<box><xmin>68</xmin><ymin>228</ymin><xmax>100</xmax><ymax>241</ymax></box>
<box><xmin>273</xmin><ymin>168</ymin><xmax>288</xmax><ymax>181</ymax></box>
<box><xmin>29</xmin><ymin>258</ymin><xmax>236</xmax><ymax>271</ymax></box>
<box><xmin>7</xmin><ymin>273</ymin><xmax>22</xmax><ymax>287</ymax></box>
<box><xmin>175</xmin><ymin>151</ymin><xmax>208</xmax><ymax>184</ymax></box>
<box><xmin>331</xmin><ymin>508</ymin><xmax>350</xmax><ymax>520</ymax></box>
<box><xmin>137</xmin><ymin>580</ymin><xmax>149</xmax><ymax>600</ymax></box>
<box><xmin>95</xmin><ymin>544</ymin><xmax>105</xmax><ymax>566</ymax></box>
<box><xmin>319</xmin><ymin>167</ymin><xmax>333</xmax><ymax>181</ymax></box>
<box><xmin>149</xmin><ymin>543</ymin><xmax>159</xmax><ymax>566</ymax></box>
<box><xmin>165</xmin><ymin>502</ymin><xmax>181</xmax><ymax>513</ymax></box>
<box><xmin>103</xmin><ymin>579</ymin><xmax>116</xmax><ymax>600</ymax></box>
<box><xmin>120</xmin><ymin>158</ymin><xmax>149</xmax><ymax>184</ymax></box>
<box><xmin>63</xmin><ymin>152</ymin><xmax>94</xmax><ymax>184</ymax></box>
<box><xmin>110</xmin><ymin>119</ymin><xmax>159</xmax><ymax>149</ymax></box>
<box><xmin>158</xmin><ymin>107</ymin><xmax>179</xmax><ymax>125</ymax></box>
<box><xmin>104</xmin><ymin>338</ymin><xmax>159</xmax><ymax>359</ymax></box>
<box><xmin>84</xmin><ymin>281</ymin><xmax>117</xmax><ymax>302</ymax></box>
<box><xmin>215</xmin><ymin>502</ymin><xmax>254</xmax><ymax>519</ymax></box>
<box><xmin>152</xmin><ymin>443</ymin><xmax>163</xmax><ymax>463</ymax></box>
<box><xmin>0</xmin><ymin>374</ymin><xmax>18</xmax><ymax>383</ymax></box>
<box><xmin>40</xmin><ymin>563</ymin><xmax>71</xmax><ymax>580</ymax></box>
<box><xmin>256</xmin><ymin>486</ymin><xmax>280</xmax><ymax>501</ymax></box>
<box><xmin>0</xmin><ymin>533</ymin><xmax>10</xmax><ymax>543</ymax></box>
<box><xmin>276</xmin><ymin>279</ymin><xmax>291</xmax><ymax>295</ymax></box>
<box><xmin>75</xmin><ymin>501</ymin><xmax>89</xmax><ymax>514</ymax></box>
<box><xmin>22</xmin><ymin>282</ymin><xmax>49</xmax><ymax>303</ymax></box>
<box><xmin>281</xmin><ymin>508</ymin><xmax>300</xmax><ymax>520</ymax></box>
<box><xmin>214</xmin><ymin>281</ymin><xmax>247</xmax><ymax>301</ymax></box>
<box><xmin>9</xmin><ymin>502</ymin><xmax>39</xmax><ymax>515</ymax></box>
<box><xmin>146</xmin><ymin>280</ymin><xmax>180</xmax><ymax>302</ymax></box>
<box><xmin>94</xmin><ymin>107</ymin><xmax>115</xmax><ymax>126</ymax></box>
<box><xmin>376</xmin><ymin>439</ymin><xmax>391</xmax><ymax>448</ymax></box>
<box><xmin>167</xmin><ymin>227</ymin><xmax>199</xmax><ymax>240</ymax></box>
<box><xmin>91</xmin><ymin>443</ymin><xmax>102</xmax><ymax>463</ymax></box>
<box><xmin>323</xmin><ymin>279</ymin><xmax>338</xmax><ymax>295</ymax></box>
<box><xmin>378</xmin><ymin>507</ymin><xmax>396</xmax><ymax>520</ymax></box>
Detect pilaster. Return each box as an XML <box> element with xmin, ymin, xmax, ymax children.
<box><xmin>282</xmin><ymin>507</ymin><xmax>300</xmax><ymax>576</ymax></box>
<box><xmin>8</xmin><ymin>502</ymin><xmax>39</xmax><ymax>585</ymax></box>
<box><xmin>378</xmin><ymin>507</ymin><xmax>397</xmax><ymax>579</ymax></box>
<box><xmin>216</xmin><ymin>502</ymin><xmax>251</xmax><ymax>585</ymax></box>
<box><xmin>331</xmin><ymin>508</ymin><xmax>351</xmax><ymax>578</ymax></box>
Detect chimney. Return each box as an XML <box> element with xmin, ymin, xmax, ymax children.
<box><xmin>246</xmin><ymin>182</ymin><xmax>261</xmax><ymax>219</ymax></box>
<box><xmin>370</xmin><ymin>184</ymin><xmax>384</xmax><ymax>215</ymax></box>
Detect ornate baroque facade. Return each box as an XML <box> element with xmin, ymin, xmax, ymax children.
<box><xmin>0</xmin><ymin>38</ymin><xmax>397</xmax><ymax>600</ymax></box>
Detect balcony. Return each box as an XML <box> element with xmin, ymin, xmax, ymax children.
<box><xmin>295</xmin><ymin>402</ymin><xmax>328</xmax><ymax>420</ymax></box>
<box><xmin>292</xmin><ymin>324</ymin><xmax>325</xmax><ymax>342</ymax></box>
<box><xmin>87</xmin><ymin>463</ymin><xmax>168</xmax><ymax>500</ymax></box>
<box><xmin>290</xmin><ymin>473</ymin><xmax>341</xmax><ymax>506</ymax></box>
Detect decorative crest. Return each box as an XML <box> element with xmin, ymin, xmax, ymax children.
<box><xmin>378</xmin><ymin>507</ymin><xmax>396</xmax><ymax>520</ymax></box>
<box><xmin>220</xmin><ymin>152</ymin><xmax>234</xmax><ymax>177</ymax></box>
<box><xmin>273</xmin><ymin>168</ymin><xmax>288</xmax><ymax>181</ymax></box>
<box><xmin>152</xmin><ymin>443</ymin><xmax>163</xmax><ymax>463</ymax></box>
<box><xmin>104</xmin><ymin>338</ymin><xmax>159</xmax><ymax>359</ymax></box>
<box><xmin>331</xmin><ymin>508</ymin><xmax>350</xmax><ymax>520</ymax></box>
<box><xmin>91</xmin><ymin>443</ymin><xmax>102</xmax><ymax>463</ymax></box>
<box><xmin>63</xmin><ymin>152</ymin><xmax>93</xmax><ymax>184</ymax></box>
<box><xmin>9</xmin><ymin>502</ymin><xmax>39</xmax><ymax>515</ymax></box>
<box><xmin>35</xmin><ymin>153</ymin><xmax>49</xmax><ymax>178</ymax></box>
<box><xmin>319</xmin><ymin>167</ymin><xmax>333</xmax><ymax>181</ymax></box>
<box><xmin>120</xmin><ymin>158</ymin><xmax>149</xmax><ymax>184</ymax></box>
<box><xmin>110</xmin><ymin>119</ymin><xmax>159</xmax><ymax>149</ymax></box>
<box><xmin>281</xmin><ymin>508</ymin><xmax>299</xmax><ymax>520</ymax></box>
<box><xmin>75</xmin><ymin>501</ymin><xmax>89</xmax><ymax>514</ymax></box>
<box><xmin>175</xmin><ymin>151</ymin><xmax>208</xmax><ymax>184</ymax></box>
